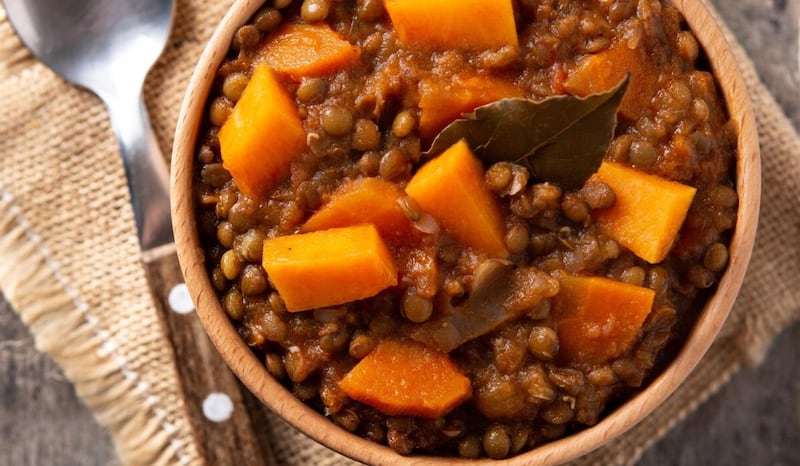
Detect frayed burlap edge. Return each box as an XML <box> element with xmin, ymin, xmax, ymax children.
<box><xmin>0</xmin><ymin>187</ymin><xmax>199</xmax><ymax>466</ymax></box>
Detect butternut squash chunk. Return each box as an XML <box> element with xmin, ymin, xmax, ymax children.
<box><xmin>301</xmin><ymin>177</ymin><xmax>414</xmax><ymax>241</ymax></box>
<box><xmin>553</xmin><ymin>274</ymin><xmax>655</xmax><ymax>365</ymax></box>
<box><xmin>219</xmin><ymin>64</ymin><xmax>306</xmax><ymax>197</ymax></box>
<box><xmin>563</xmin><ymin>38</ymin><xmax>662</xmax><ymax>120</ymax></box>
<box><xmin>261</xmin><ymin>224</ymin><xmax>398</xmax><ymax>312</ymax></box>
<box><xmin>384</xmin><ymin>0</ymin><xmax>518</xmax><ymax>50</ymax></box>
<box><xmin>406</xmin><ymin>140</ymin><xmax>509</xmax><ymax>258</ymax></box>
<box><xmin>258</xmin><ymin>22</ymin><xmax>360</xmax><ymax>80</ymax></box>
<box><xmin>418</xmin><ymin>74</ymin><xmax>523</xmax><ymax>142</ymax></box>
<box><xmin>340</xmin><ymin>338</ymin><xmax>472</xmax><ymax>419</ymax></box>
<box><xmin>593</xmin><ymin>161</ymin><xmax>697</xmax><ymax>264</ymax></box>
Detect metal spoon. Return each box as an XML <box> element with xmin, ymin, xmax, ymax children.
<box><xmin>4</xmin><ymin>3</ymin><xmax>277</xmax><ymax>463</ymax></box>
<box><xmin>5</xmin><ymin>0</ymin><xmax>175</xmax><ymax>250</ymax></box>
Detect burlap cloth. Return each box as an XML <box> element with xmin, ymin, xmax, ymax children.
<box><xmin>0</xmin><ymin>0</ymin><xmax>797</xmax><ymax>465</ymax></box>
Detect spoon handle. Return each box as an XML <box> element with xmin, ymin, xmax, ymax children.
<box><xmin>104</xmin><ymin>90</ymin><xmax>173</xmax><ymax>250</ymax></box>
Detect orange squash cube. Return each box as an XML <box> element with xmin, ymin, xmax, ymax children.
<box><xmin>406</xmin><ymin>140</ymin><xmax>509</xmax><ymax>258</ymax></box>
<box><xmin>301</xmin><ymin>177</ymin><xmax>414</xmax><ymax>241</ymax></box>
<box><xmin>258</xmin><ymin>22</ymin><xmax>360</xmax><ymax>81</ymax></box>
<box><xmin>384</xmin><ymin>0</ymin><xmax>518</xmax><ymax>50</ymax></box>
<box><xmin>340</xmin><ymin>338</ymin><xmax>472</xmax><ymax>419</ymax></box>
<box><xmin>563</xmin><ymin>38</ymin><xmax>662</xmax><ymax>120</ymax></box>
<box><xmin>593</xmin><ymin>161</ymin><xmax>697</xmax><ymax>264</ymax></box>
<box><xmin>261</xmin><ymin>224</ymin><xmax>398</xmax><ymax>312</ymax></box>
<box><xmin>219</xmin><ymin>64</ymin><xmax>306</xmax><ymax>197</ymax></box>
<box><xmin>418</xmin><ymin>74</ymin><xmax>523</xmax><ymax>142</ymax></box>
<box><xmin>553</xmin><ymin>274</ymin><xmax>656</xmax><ymax>365</ymax></box>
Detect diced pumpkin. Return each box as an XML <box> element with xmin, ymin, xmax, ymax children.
<box><xmin>406</xmin><ymin>140</ymin><xmax>509</xmax><ymax>258</ymax></box>
<box><xmin>384</xmin><ymin>0</ymin><xmax>518</xmax><ymax>50</ymax></box>
<box><xmin>418</xmin><ymin>74</ymin><xmax>523</xmax><ymax>142</ymax></box>
<box><xmin>563</xmin><ymin>37</ymin><xmax>662</xmax><ymax>120</ymax></box>
<box><xmin>301</xmin><ymin>177</ymin><xmax>414</xmax><ymax>241</ymax></box>
<box><xmin>261</xmin><ymin>224</ymin><xmax>398</xmax><ymax>312</ymax></box>
<box><xmin>258</xmin><ymin>22</ymin><xmax>360</xmax><ymax>80</ymax></box>
<box><xmin>593</xmin><ymin>161</ymin><xmax>697</xmax><ymax>264</ymax></box>
<box><xmin>340</xmin><ymin>338</ymin><xmax>472</xmax><ymax>419</ymax></box>
<box><xmin>553</xmin><ymin>274</ymin><xmax>655</xmax><ymax>365</ymax></box>
<box><xmin>219</xmin><ymin>64</ymin><xmax>306</xmax><ymax>197</ymax></box>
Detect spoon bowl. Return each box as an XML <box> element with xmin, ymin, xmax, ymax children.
<box><xmin>5</xmin><ymin>0</ymin><xmax>176</xmax><ymax>249</ymax></box>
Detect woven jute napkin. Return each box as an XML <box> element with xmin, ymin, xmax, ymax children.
<box><xmin>0</xmin><ymin>0</ymin><xmax>797</xmax><ymax>465</ymax></box>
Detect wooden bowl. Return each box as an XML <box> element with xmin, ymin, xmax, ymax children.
<box><xmin>171</xmin><ymin>0</ymin><xmax>760</xmax><ymax>464</ymax></box>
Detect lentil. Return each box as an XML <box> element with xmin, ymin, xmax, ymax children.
<box><xmin>220</xmin><ymin>250</ymin><xmax>243</xmax><ymax>280</ymax></box>
<box><xmin>629</xmin><ymin>140</ymin><xmax>659</xmax><ymax>166</ymax></box>
<box><xmin>236</xmin><ymin>229</ymin><xmax>267</xmax><ymax>262</ymax></box>
<box><xmin>265</xmin><ymin>353</ymin><xmax>287</xmax><ymax>379</ymax></box>
<box><xmin>581</xmin><ymin>178</ymin><xmax>616</xmax><ymax>210</ymax></box>
<box><xmin>253</xmin><ymin>7</ymin><xmax>282</xmax><ymax>33</ymax></box>
<box><xmin>300</xmin><ymin>0</ymin><xmax>330</xmax><ymax>23</ymax></box>
<box><xmin>704</xmin><ymin>242</ymin><xmax>729</xmax><ymax>272</ymax></box>
<box><xmin>296</xmin><ymin>78</ymin><xmax>327</xmax><ymax>103</ymax></box>
<box><xmin>561</xmin><ymin>193</ymin><xmax>590</xmax><ymax>223</ymax></box>
<box><xmin>351</xmin><ymin>118</ymin><xmax>381</xmax><ymax>151</ymax></box>
<box><xmin>333</xmin><ymin>408</ymin><xmax>360</xmax><ymax>431</ymax></box>
<box><xmin>378</xmin><ymin>148</ymin><xmax>408</xmax><ymax>181</ymax></box>
<box><xmin>485</xmin><ymin>163</ymin><xmax>514</xmax><ymax>194</ymax></box>
<box><xmin>483</xmin><ymin>425</ymin><xmax>511</xmax><ymax>459</ymax></box>
<box><xmin>688</xmin><ymin>264</ymin><xmax>715</xmax><ymax>289</ymax></box>
<box><xmin>391</xmin><ymin>110</ymin><xmax>416</xmax><ymax>138</ymax></box>
<box><xmin>208</xmin><ymin>97</ymin><xmax>232</xmax><ymax>127</ymax></box>
<box><xmin>222</xmin><ymin>72</ymin><xmax>250</xmax><ymax>102</ymax></box>
<box><xmin>356</xmin><ymin>0</ymin><xmax>384</xmax><ymax>21</ymax></box>
<box><xmin>348</xmin><ymin>332</ymin><xmax>376</xmax><ymax>359</ymax></box>
<box><xmin>211</xmin><ymin>267</ymin><xmax>228</xmax><ymax>292</ymax></box>
<box><xmin>709</xmin><ymin>184</ymin><xmax>739</xmax><ymax>208</ymax></box>
<box><xmin>240</xmin><ymin>264</ymin><xmax>269</xmax><ymax>296</ymax></box>
<box><xmin>222</xmin><ymin>288</ymin><xmax>245</xmax><ymax>320</ymax></box>
<box><xmin>232</xmin><ymin>25</ymin><xmax>260</xmax><ymax>52</ymax></box>
<box><xmin>401</xmin><ymin>291</ymin><xmax>433</xmax><ymax>323</ymax></box>
<box><xmin>458</xmin><ymin>435</ymin><xmax>482</xmax><ymax>459</ymax></box>
<box><xmin>527</xmin><ymin>326</ymin><xmax>559</xmax><ymax>361</ymax></box>
<box><xmin>505</xmin><ymin>224</ymin><xmax>530</xmax><ymax>254</ymax></box>
<box><xmin>621</xmin><ymin>266</ymin><xmax>647</xmax><ymax>286</ymax></box>
<box><xmin>321</xmin><ymin>106</ymin><xmax>354</xmax><ymax>136</ymax></box>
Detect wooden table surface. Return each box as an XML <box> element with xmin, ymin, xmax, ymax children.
<box><xmin>1</xmin><ymin>0</ymin><xmax>798</xmax><ymax>465</ymax></box>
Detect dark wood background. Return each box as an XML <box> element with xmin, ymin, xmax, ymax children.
<box><xmin>1</xmin><ymin>0</ymin><xmax>797</xmax><ymax>464</ymax></box>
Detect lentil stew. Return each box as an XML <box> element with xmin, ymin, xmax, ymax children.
<box><xmin>190</xmin><ymin>0</ymin><xmax>740</xmax><ymax>459</ymax></box>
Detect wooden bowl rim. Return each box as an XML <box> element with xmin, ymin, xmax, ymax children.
<box><xmin>170</xmin><ymin>0</ymin><xmax>760</xmax><ymax>464</ymax></box>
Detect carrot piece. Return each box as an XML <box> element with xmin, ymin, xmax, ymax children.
<box><xmin>340</xmin><ymin>338</ymin><xmax>472</xmax><ymax>419</ymax></box>
<box><xmin>301</xmin><ymin>177</ymin><xmax>414</xmax><ymax>241</ymax></box>
<box><xmin>384</xmin><ymin>0</ymin><xmax>518</xmax><ymax>50</ymax></box>
<box><xmin>563</xmin><ymin>37</ymin><xmax>662</xmax><ymax>120</ymax></box>
<box><xmin>593</xmin><ymin>161</ymin><xmax>697</xmax><ymax>264</ymax></box>
<box><xmin>418</xmin><ymin>74</ymin><xmax>523</xmax><ymax>142</ymax></box>
<box><xmin>219</xmin><ymin>64</ymin><xmax>306</xmax><ymax>197</ymax></box>
<box><xmin>261</xmin><ymin>224</ymin><xmax>398</xmax><ymax>312</ymax></box>
<box><xmin>258</xmin><ymin>22</ymin><xmax>360</xmax><ymax>80</ymax></box>
<box><xmin>553</xmin><ymin>274</ymin><xmax>656</xmax><ymax>365</ymax></box>
<box><xmin>406</xmin><ymin>140</ymin><xmax>509</xmax><ymax>258</ymax></box>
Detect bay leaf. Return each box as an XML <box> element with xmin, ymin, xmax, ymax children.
<box><xmin>426</xmin><ymin>75</ymin><xmax>630</xmax><ymax>189</ymax></box>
